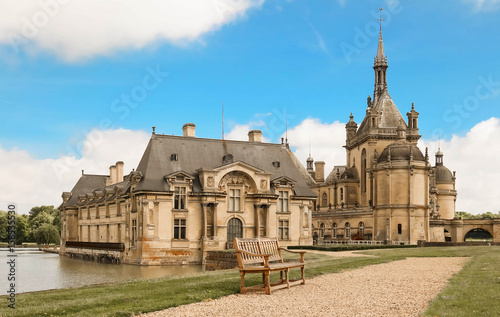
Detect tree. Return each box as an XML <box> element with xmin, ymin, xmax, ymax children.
<box><xmin>29</xmin><ymin>212</ymin><xmax>54</xmax><ymax>231</ymax></box>
<box><xmin>0</xmin><ymin>211</ymin><xmax>7</xmax><ymax>242</ymax></box>
<box><xmin>34</xmin><ymin>224</ymin><xmax>60</xmax><ymax>245</ymax></box>
<box><xmin>15</xmin><ymin>215</ymin><xmax>30</xmax><ymax>244</ymax></box>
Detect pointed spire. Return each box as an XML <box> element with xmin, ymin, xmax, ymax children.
<box><xmin>373</xmin><ymin>8</ymin><xmax>388</xmax><ymax>103</ymax></box>
<box><xmin>374</xmin><ymin>8</ymin><xmax>387</xmax><ymax>66</ymax></box>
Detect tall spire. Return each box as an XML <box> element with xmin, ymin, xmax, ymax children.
<box><xmin>373</xmin><ymin>8</ymin><xmax>388</xmax><ymax>103</ymax></box>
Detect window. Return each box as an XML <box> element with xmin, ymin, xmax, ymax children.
<box><xmin>229</xmin><ymin>189</ymin><xmax>241</xmax><ymax>211</ymax></box>
<box><xmin>279</xmin><ymin>220</ymin><xmax>289</xmax><ymax>240</ymax></box>
<box><xmin>227</xmin><ymin>217</ymin><xmax>243</xmax><ymax>243</ymax></box>
<box><xmin>332</xmin><ymin>223</ymin><xmax>337</xmax><ymax>238</ymax></box>
<box><xmin>278</xmin><ymin>191</ymin><xmax>289</xmax><ymax>212</ymax></box>
<box><xmin>320</xmin><ymin>223</ymin><xmax>325</xmax><ymax>238</ymax></box>
<box><xmin>322</xmin><ymin>193</ymin><xmax>328</xmax><ymax>207</ymax></box>
<box><xmin>345</xmin><ymin>222</ymin><xmax>351</xmax><ymax>240</ymax></box>
<box><xmin>340</xmin><ymin>188</ymin><xmax>344</xmax><ymax>201</ymax></box>
<box><xmin>131</xmin><ymin>219</ymin><xmax>137</xmax><ymax>247</ymax></box>
<box><xmin>174</xmin><ymin>186</ymin><xmax>186</xmax><ymax>210</ymax></box>
<box><xmin>398</xmin><ymin>224</ymin><xmax>402</xmax><ymax>235</ymax></box>
<box><xmin>174</xmin><ymin>218</ymin><xmax>186</xmax><ymax>239</ymax></box>
<box><xmin>359</xmin><ymin>222</ymin><xmax>364</xmax><ymax>236</ymax></box>
<box><xmin>362</xmin><ymin>149</ymin><xmax>367</xmax><ymax>193</ymax></box>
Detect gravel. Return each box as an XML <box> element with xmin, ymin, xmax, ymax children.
<box><xmin>140</xmin><ymin>257</ymin><xmax>468</xmax><ymax>317</ymax></box>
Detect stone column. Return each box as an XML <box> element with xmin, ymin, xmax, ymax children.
<box><xmin>213</xmin><ymin>203</ymin><xmax>219</xmax><ymax>237</ymax></box>
<box><xmin>153</xmin><ymin>201</ymin><xmax>160</xmax><ymax>239</ymax></box>
<box><xmin>201</xmin><ymin>203</ymin><xmax>210</xmax><ymax>239</ymax></box>
<box><xmin>254</xmin><ymin>204</ymin><xmax>261</xmax><ymax>238</ymax></box>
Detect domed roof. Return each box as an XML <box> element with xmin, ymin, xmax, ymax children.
<box><xmin>433</xmin><ymin>165</ymin><xmax>454</xmax><ymax>183</ymax></box>
<box><xmin>378</xmin><ymin>139</ymin><xmax>425</xmax><ymax>163</ymax></box>
<box><xmin>341</xmin><ymin>166</ymin><xmax>359</xmax><ymax>180</ymax></box>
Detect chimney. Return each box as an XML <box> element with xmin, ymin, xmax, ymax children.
<box><xmin>115</xmin><ymin>161</ymin><xmax>124</xmax><ymax>183</ymax></box>
<box><xmin>314</xmin><ymin>161</ymin><xmax>325</xmax><ymax>183</ymax></box>
<box><xmin>248</xmin><ymin>130</ymin><xmax>262</xmax><ymax>142</ymax></box>
<box><xmin>109</xmin><ymin>165</ymin><xmax>116</xmax><ymax>185</ymax></box>
<box><xmin>182</xmin><ymin>123</ymin><xmax>196</xmax><ymax>137</ymax></box>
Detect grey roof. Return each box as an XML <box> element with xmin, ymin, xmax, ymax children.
<box><xmin>65</xmin><ymin>174</ymin><xmax>107</xmax><ymax>207</ymax></box>
<box><xmin>378</xmin><ymin>139</ymin><xmax>425</xmax><ymax>163</ymax></box>
<box><xmin>325</xmin><ymin>165</ymin><xmax>347</xmax><ymax>185</ymax></box>
<box><xmin>357</xmin><ymin>90</ymin><xmax>407</xmax><ymax>134</ymax></box>
<box><xmin>134</xmin><ymin>134</ymin><xmax>316</xmax><ymax>197</ymax></box>
<box><xmin>433</xmin><ymin>165</ymin><xmax>454</xmax><ymax>183</ymax></box>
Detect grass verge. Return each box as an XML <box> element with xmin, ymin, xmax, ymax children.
<box><xmin>0</xmin><ymin>246</ymin><xmax>498</xmax><ymax>316</ymax></box>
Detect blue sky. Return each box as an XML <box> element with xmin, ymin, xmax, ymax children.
<box><xmin>0</xmin><ymin>0</ymin><xmax>499</xmax><ymax>214</ymax></box>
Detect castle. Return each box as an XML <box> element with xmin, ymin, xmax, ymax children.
<box><xmin>59</xmin><ymin>24</ymin><xmax>499</xmax><ymax>265</ymax></box>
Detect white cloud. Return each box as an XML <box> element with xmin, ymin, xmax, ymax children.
<box><xmin>283</xmin><ymin>118</ymin><xmax>346</xmax><ymax>174</ymax></box>
<box><xmin>225</xmin><ymin>120</ymin><xmax>271</xmax><ymax>142</ymax></box>
<box><xmin>419</xmin><ymin>117</ymin><xmax>500</xmax><ymax>214</ymax></box>
<box><xmin>0</xmin><ymin>128</ymin><xmax>150</xmax><ymax>214</ymax></box>
<box><xmin>0</xmin><ymin>0</ymin><xmax>264</xmax><ymax>61</ymax></box>
<box><xmin>464</xmin><ymin>0</ymin><xmax>500</xmax><ymax>11</ymax></box>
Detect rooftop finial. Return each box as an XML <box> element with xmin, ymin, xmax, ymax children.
<box><xmin>378</xmin><ymin>8</ymin><xmax>384</xmax><ymax>32</ymax></box>
<box><xmin>152</xmin><ymin>126</ymin><xmax>156</xmax><ymax>134</ymax></box>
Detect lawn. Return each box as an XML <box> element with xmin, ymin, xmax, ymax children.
<box><xmin>0</xmin><ymin>246</ymin><xmax>498</xmax><ymax>316</ymax></box>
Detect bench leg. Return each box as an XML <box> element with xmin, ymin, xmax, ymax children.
<box><xmin>285</xmin><ymin>268</ymin><xmax>290</xmax><ymax>289</ymax></box>
<box><xmin>301</xmin><ymin>266</ymin><xmax>306</xmax><ymax>285</ymax></box>
<box><xmin>239</xmin><ymin>271</ymin><xmax>247</xmax><ymax>294</ymax></box>
<box><xmin>264</xmin><ymin>271</ymin><xmax>271</xmax><ymax>295</ymax></box>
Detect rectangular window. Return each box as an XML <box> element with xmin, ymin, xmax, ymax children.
<box><xmin>174</xmin><ymin>187</ymin><xmax>187</xmax><ymax>210</ymax></box>
<box><xmin>278</xmin><ymin>191</ymin><xmax>289</xmax><ymax>212</ymax></box>
<box><xmin>278</xmin><ymin>220</ymin><xmax>289</xmax><ymax>240</ymax></box>
<box><xmin>131</xmin><ymin>219</ymin><xmax>137</xmax><ymax>247</ymax></box>
<box><xmin>174</xmin><ymin>218</ymin><xmax>186</xmax><ymax>239</ymax></box>
<box><xmin>229</xmin><ymin>189</ymin><xmax>241</xmax><ymax>211</ymax></box>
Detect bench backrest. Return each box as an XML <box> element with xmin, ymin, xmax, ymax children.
<box><xmin>234</xmin><ymin>237</ymin><xmax>283</xmax><ymax>267</ymax></box>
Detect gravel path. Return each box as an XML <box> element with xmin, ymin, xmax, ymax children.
<box><xmin>140</xmin><ymin>257</ymin><xmax>468</xmax><ymax>317</ymax></box>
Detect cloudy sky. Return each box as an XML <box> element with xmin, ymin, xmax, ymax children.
<box><xmin>0</xmin><ymin>0</ymin><xmax>499</xmax><ymax>214</ymax></box>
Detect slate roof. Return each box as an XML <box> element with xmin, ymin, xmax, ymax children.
<box><xmin>134</xmin><ymin>134</ymin><xmax>316</xmax><ymax>197</ymax></box>
<box><xmin>378</xmin><ymin>139</ymin><xmax>425</xmax><ymax>163</ymax></box>
<box><xmin>65</xmin><ymin>174</ymin><xmax>107</xmax><ymax>207</ymax></box>
<box><xmin>357</xmin><ymin>90</ymin><xmax>407</xmax><ymax>134</ymax></box>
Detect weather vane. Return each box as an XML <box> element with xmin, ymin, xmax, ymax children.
<box><xmin>377</xmin><ymin>8</ymin><xmax>384</xmax><ymax>31</ymax></box>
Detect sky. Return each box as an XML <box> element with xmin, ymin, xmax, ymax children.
<box><xmin>0</xmin><ymin>0</ymin><xmax>499</xmax><ymax>214</ymax></box>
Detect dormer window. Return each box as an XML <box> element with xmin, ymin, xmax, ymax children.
<box><xmin>222</xmin><ymin>154</ymin><xmax>234</xmax><ymax>165</ymax></box>
<box><xmin>174</xmin><ymin>187</ymin><xmax>186</xmax><ymax>210</ymax></box>
<box><xmin>278</xmin><ymin>190</ymin><xmax>289</xmax><ymax>212</ymax></box>
<box><xmin>171</xmin><ymin>153</ymin><xmax>178</xmax><ymax>161</ymax></box>
<box><xmin>272</xmin><ymin>161</ymin><xmax>280</xmax><ymax>168</ymax></box>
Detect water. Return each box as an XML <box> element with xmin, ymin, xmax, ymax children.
<box><xmin>0</xmin><ymin>248</ymin><xmax>204</xmax><ymax>294</ymax></box>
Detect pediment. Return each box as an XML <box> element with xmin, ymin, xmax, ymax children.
<box><xmin>212</xmin><ymin>161</ymin><xmax>267</xmax><ymax>174</ymax></box>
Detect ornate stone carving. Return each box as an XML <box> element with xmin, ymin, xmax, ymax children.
<box><xmin>260</xmin><ymin>179</ymin><xmax>267</xmax><ymax>189</ymax></box>
<box><xmin>218</xmin><ymin>171</ymin><xmax>254</xmax><ymax>193</ymax></box>
<box><xmin>207</xmin><ymin>176</ymin><xmax>214</xmax><ymax>188</ymax></box>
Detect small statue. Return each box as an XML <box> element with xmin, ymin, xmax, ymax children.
<box><xmin>367</xmin><ymin>95</ymin><xmax>372</xmax><ymax>107</ymax></box>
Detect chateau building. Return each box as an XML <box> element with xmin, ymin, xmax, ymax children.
<box><xmin>307</xmin><ymin>27</ymin><xmax>462</xmax><ymax>244</ymax></box>
<box><xmin>60</xmin><ymin>127</ymin><xmax>316</xmax><ymax>265</ymax></box>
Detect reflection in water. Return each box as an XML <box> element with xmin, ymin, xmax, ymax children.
<box><xmin>0</xmin><ymin>249</ymin><xmax>203</xmax><ymax>294</ymax></box>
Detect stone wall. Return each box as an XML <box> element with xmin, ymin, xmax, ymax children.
<box><xmin>205</xmin><ymin>250</ymin><xmax>238</xmax><ymax>271</ymax></box>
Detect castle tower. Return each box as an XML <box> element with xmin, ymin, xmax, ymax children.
<box><xmin>373</xmin><ymin>26</ymin><xmax>388</xmax><ymax>103</ymax></box>
<box><xmin>406</xmin><ymin>103</ymin><xmax>420</xmax><ymax>145</ymax></box>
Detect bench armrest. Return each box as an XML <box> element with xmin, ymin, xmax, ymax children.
<box><xmin>235</xmin><ymin>250</ymin><xmax>272</xmax><ymax>268</ymax></box>
<box><xmin>279</xmin><ymin>247</ymin><xmax>306</xmax><ymax>263</ymax></box>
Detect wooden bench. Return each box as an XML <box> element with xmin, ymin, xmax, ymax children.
<box><xmin>234</xmin><ymin>237</ymin><xmax>306</xmax><ymax>295</ymax></box>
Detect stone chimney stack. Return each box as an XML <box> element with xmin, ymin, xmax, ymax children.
<box><xmin>314</xmin><ymin>161</ymin><xmax>325</xmax><ymax>183</ymax></box>
<box><xmin>182</xmin><ymin>123</ymin><xmax>196</xmax><ymax>137</ymax></box>
<box><xmin>115</xmin><ymin>161</ymin><xmax>124</xmax><ymax>183</ymax></box>
<box><xmin>248</xmin><ymin>130</ymin><xmax>262</xmax><ymax>142</ymax></box>
<box><xmin>108</xmin><ymin>165</ymin><xmax>116</xmax><ymax>185</ymax></box>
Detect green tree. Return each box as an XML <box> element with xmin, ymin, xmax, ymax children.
<box><xmin>34</xmin><ymin>224</ymin><xmax>60</xmax><ymax>245</ymax></box>
<box><xmin>15</xmin><ymin>214</ymin><xmax>30</xmax><ymax>244</ymax></box>
<box><xmin>28</xmin><ymin>205</ymin><xmax>60</xmax><ymax>235</ymax></box>
<box><xmin>29</xmin><ymin>211</ymin><xmax>54</xmax><ymax>231</ymax></box>
<box><xmin>0</xmin><ymin>210</ymin><xmax>7</xmax><ymax>242</ymax></box>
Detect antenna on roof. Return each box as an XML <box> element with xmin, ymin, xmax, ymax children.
<box><xmin>438</xmin><ymin>130</ymin><xmax>441</xmax><ymax>151</ymax></box>
<box><xmin>309</xmin><ymin>139</ymin><xmax>311</xmax><ymax>157</ymax></box>
<box><xmin>222</xmin><ymin>101</ymin><xmax>224</xmax><ymax>140</ymax></box>
<box><xmin>285</xmin><ymin>111</ymin><xmax>288</xmax><ymax>145</ymax></box>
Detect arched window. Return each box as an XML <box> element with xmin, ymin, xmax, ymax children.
<box><xmin>320</xmin><ymin>223</ymin><xmax>325</xmax><ymax>238</ymax></box>
<box><xmin>340</xmin><ymin>188</ymin><xmax>344</xmax><ymax>201</ymax></box>
<box><xmin>332</xmin><ymin>222</ymin><xmax>337</xmax><ymax>238</ymax></box>
<box><xmin>359</xmin><ymin>222</ymin><xmax>364</xmax><ymax>236</ymax></box>
<box><xmin>322</xmin><ymin>192</ymin><xmax>328</xmax><ymax>207</ymax></box>
<box><xmin>345</xmin><ymin>222</ymin><xmax>351</xmax><ymax>240</ymax></box>
<box><xmin>397</xmin><ymin>224</ymin><xmax>402</xmax><ymax>235</ymax></box>
<box><xmin>227</xmin><ymin>218</ymin><xmax>243</xmax><ymax>243</ymax></box>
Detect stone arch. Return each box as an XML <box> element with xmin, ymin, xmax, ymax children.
<box><xmin>464</xmin><ymin>228</ymin><xmax>493</xmax><ymax>242</ymax></box>
<box><xmin>218</xmin><ymin>170</ymin><xmax>257</xmax><ymax>193</ymax></box>
<box><xmin>227</xmin><ymin>217</ymin><xmax>243</xmax><ymax>244</ymax></box>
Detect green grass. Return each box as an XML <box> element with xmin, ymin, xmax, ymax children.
<box><xmin>423</xmin><ymin>248</ymin><xmax>500</xmax><ymax>316</ymax></box>
<box><xmin>1</xmin><ymin>246</ymin><xmax>499</xmax><ymax>316</ymax></box>
<box><xmin>289</xmin><ymin>244</ymin><xmax>417</xmax><ymax>252</ymax></box>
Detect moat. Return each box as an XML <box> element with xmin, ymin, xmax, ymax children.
<box><xmin>0</xmin><ymin>248</ymin><xmax>203</xmax><ymax>294</ymax></box>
